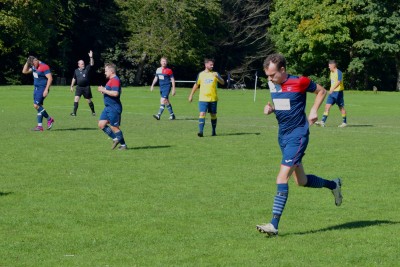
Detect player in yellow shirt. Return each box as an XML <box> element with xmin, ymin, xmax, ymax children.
<box><xmin>316</xmin><ymin>60</ymin><xmax>347</xmax><ymax>127</ymax></box>
<box><xmin>188</xmin><ymin>58</ymin><xmax>225</xmax><ymax>137</ymax></box>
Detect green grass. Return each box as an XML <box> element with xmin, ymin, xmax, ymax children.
<box><xmin>1</xmin><ymin>86</ymin><xmax>400</xmax><ymax>266</ymax></box>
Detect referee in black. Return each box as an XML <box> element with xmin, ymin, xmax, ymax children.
<box><xmin>70</xmin><ymin>50</ymin><xmax>96</xmax><ymax>116</ymax></box>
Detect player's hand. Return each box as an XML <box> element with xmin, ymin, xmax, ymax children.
<box><xmin>308</xmin><ymin>109</ymin><xmax>318</xmax><ymax>125</ymax></box>
<box><xmin>150</xmin><ymin>86</ymin><xmax>154</xmax><ymax>92</ymax></box>
<box><xmin>188</xmin><ymin>95</ymin><xmax>193</xmax><ymax>102</ymax></box>
<box><xmin>43</xmin><ymin>89</ymin><xmax>49</xmax><ymax>97</ymax></box>
<box><xmin>97</xmin><ymin>86</ymin><xmax>104</xmax><ymax>94</ymax></box>
<box><xmin>264</xmin><ymin>102</ymin><xmax>274</xmax><ymax>115</ymax></box>
<box><xmin>26</xmin><ymin>56</ymin><xmax>35</xmax><ymax>66</ymax></box>
<box><xmin>70</xmin><ymin>86</ymin><xmax>74</xmax><ymax>92</ymax></box>
<box><xmin>172</xmin><ymin>89</ymin><xmax>176</xmax><ymax>96</ymax></box>
<box><xmin>88</xmin><ymin>50</ymin><xmax>93</xmax><ymax>58</ymax></box>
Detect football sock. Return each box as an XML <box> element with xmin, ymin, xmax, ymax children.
<box><xmin>37</xmin><ymin>112</ymin><xmax>43</xmax><ymax>124</ymax></box>
<box><xmin>102</xmin><ymin>126</ymin><xmax>116</xmax><ymax>139</ymax></box>
<box><xmin>37</xmin><ymin>106</ymin><xmax>49</xmax><ymax>119</ymax></box>
<box><xmin>198</xmin><ymin>115</ymin><xmax>205</xmax><ymax>133</ymax></box>
<box><xmin>271</xmin><ymin>183</ymin><xmax>289</xmax><ymax>229</ymax></box>
<box><xmin>166</xmin><ymin>104</ymin><xmax>174</xmax><ymax>115</ymax></box>
<box><xmin>115</xmin><ymin>130</ymin><xmax>126</xmax><ymax>145</ymax></box>
<box><xmin>322</xmin><ymin>111</ymin><xmax>329</xmax><ymax>123</ymax></box>
<box><xmin>73</xmin><ymin>102</ymin><xmax>79</xmax><ymax>114</ymax></box>
<box><xmin>89</xmin><ymin>101</ymin><xmax>95</xmax><ymax>113</ymax></box>
<box><xmin>158</xmin><ymin>104</ymin><xmax>165</xmax><ymax>116</ymax></box>
<box><xmin>305</xmin><ymin>174</ymin><xmax>336</xmax><ymax>190</ymax></box>
<box><xmin>342</xmin><ymin>113</ymin><xmax>347</xmax><ymax>123</ymax></box>
<box><xmin>211</xmin><ymin>116</ymin><xmax>217</xmax><ymax>135</ymax></box>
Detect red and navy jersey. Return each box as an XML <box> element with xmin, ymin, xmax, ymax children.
<box><xmin>155</xmin><ymin>67</ymin><xmax>174</xmax><ymax>91</ymax></box>
<box><xmin>32</xmin><ymin>62</ymin><xmax>51</xmax><ymax>88</ymax></box>
<box><xmin>268</xmin><ymin>75</ymin><xmax>317</xmax><ymax>135</ymax></box>
<box><xmin>104</xmin><ymin>75</ymin><xmax>122</xmax><ymax>113</ymax></box>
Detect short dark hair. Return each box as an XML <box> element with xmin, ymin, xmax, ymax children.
<box><xmin>263</xmin><ymin>54</ymin><xmax>286</xmax><ymax>70</ymax></box>
<box><xmin>204</xmin><ymin>58</ymin><xmax>215</xmax><ymax>64</ymax></box>
<box><xmin>328</xmin><ymin>60</ymin><xmax>337</xmax><ymax>65</ymax></box>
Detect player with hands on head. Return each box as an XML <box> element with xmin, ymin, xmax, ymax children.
<box><xmin>22</xmin><ymin>55</ymin><xmax>55</xmax><ymax>131</ymax></box>
<box><xmin>256</xmin><ymin>53</ymin><xmax>343</xmax><ymax>237</ymax></box>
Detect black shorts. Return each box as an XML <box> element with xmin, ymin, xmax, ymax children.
<box><xmin>75</xmin><ymin>86</ymin><xmax>93</xmax><ymax>99</ymax></box>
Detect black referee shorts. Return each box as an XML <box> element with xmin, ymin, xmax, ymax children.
<box><xmin>75</xmin><ymin>86</ymin><xmax>93</xmax><ymax>99</ymax></box>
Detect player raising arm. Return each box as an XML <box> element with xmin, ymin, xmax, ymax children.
<box><xmin>22</xmin><ymin>56</ymin><xmax>55</xmax><ymax>131</ymax></box>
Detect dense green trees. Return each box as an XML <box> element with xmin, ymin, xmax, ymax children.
<box><xmin>0</xmin><ymin>0</ymin><xmax>398</xmax><ymax>90</ymax></box>
<box><xmin>269</xmin><ymin>0</ymin><xmax>400</xmax><ymax>91</ymax></box>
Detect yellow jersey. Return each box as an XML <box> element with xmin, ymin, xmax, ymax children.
<box><xmin>196</xmin><ymin>71</ymin><xmax>222</xmax><ymax>102</ymax></box>
<box><xmin>330</xmin><ymin>69</ymin><xmax>344</xmax><ymax>92</ymax></box>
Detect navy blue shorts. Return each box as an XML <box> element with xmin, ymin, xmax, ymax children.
<box><xmin>326</xmin><ymin>91</ymin><xmax>345</xmax><ymax>107</ymax></box>
<box><xmin>278</xmin><ymin>129</ymin><xmax>309</xmax><ymax>167</ymax></box>
<box><xmin>199</xmin><ymin>101</ymin><xmax>217</xmax><ymax>114</ymax></box>
<box><xmin>100</xmin><ymin>106</ymin><xmax>121</xmax><ymax>127</ymax></box>
<box><xmin>33</xmin><ymin>87</ymin><xmax>46</xmax><ymax>105</ymax></box>
<box><xmin>160</xmin><ymin>89</ymin><xmax>171</xmax><ymax>99</ymax></box>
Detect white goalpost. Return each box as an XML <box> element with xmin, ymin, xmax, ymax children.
<box><xmin>253</xmin><ymin>71</ymin><xmax>258</xmax><ymax>102</ymax></box>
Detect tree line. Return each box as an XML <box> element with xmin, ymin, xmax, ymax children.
<box><xmin>1</xmin><ymin>0</ymin><xmax>399</xmax><ymax>91</ymax></box>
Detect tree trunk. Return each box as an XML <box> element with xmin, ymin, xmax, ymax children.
<box><xmin>134</xmin><ymin>52</ymin><xmax>147</xmax><ymax>85</ymax></box>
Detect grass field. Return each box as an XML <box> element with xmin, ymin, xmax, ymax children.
<box><xmin>1</xmin><ymin>86</ymin><xmax>400</xmax><ymax>266</ymax></box>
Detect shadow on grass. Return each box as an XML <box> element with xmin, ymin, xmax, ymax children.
<box><xmin>174</xmin><ymin>117</ymin><xmax>198</xmax><ymax>121</ymax></box>
<box><xmin>131</xmin><ymin>145</ymin><xmax>171</xmax><ymax>150</ymax></box>
<box><xmin>286</xmin><ymin>220</ymin><xmax>399</xmax><ymax>236</ymax></box>
<box><xmin>346</xmin><ymin>124</ymin><xmax>373</xmax><ymax>127</ymax></box>
<box><xmin>0</xmin><ymin>192</ymin><xmax>13</xmax><ymax>196</ymax></box>
<box><xmin>217</xmin><ymin>132</ymin><xmax>261</xmax><ymax>136</ymax></box>
<box><xmin>52</xmin><ymin>127</ymin><xmax>98</xmax><ymax>131</ymax></box>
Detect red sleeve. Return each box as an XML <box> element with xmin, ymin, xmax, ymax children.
<box><xmin>299</xmin><ymin>76</ymin><xmax>311</xmax><ymax>91</ymax></box>
<box><xmin>106</xmin><ymin>78</ymin><xmax>120</xmax><ymax>91</ymax></box>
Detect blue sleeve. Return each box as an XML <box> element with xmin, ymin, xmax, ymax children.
<box><xmin>337</xmin><ymin>70</ymin><xmax>343</xmax><ymax>82</ymax></box>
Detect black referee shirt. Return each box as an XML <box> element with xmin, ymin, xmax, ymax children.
<box><xmin>73</xmin><ymin>65</ymin><xmax>91</xmax><ymax>87</ymax></box>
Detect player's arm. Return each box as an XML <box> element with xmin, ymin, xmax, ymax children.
<box><xmin>22</xmin><ymin>59</ymin><xmax>32</xmax><ymax>74</ymax></box>
<box><xmin>329</xmin><ymin>81</ymin><xmax>341</xmax><ymax>94</ymax></box>
<box><xmin>215</xmin><ymin>72</ymin><xmax>225</xmax><ymax>85</ymax></box>
<box><xmin>88</xmin><ymin>50</ymin><xmax>94</xmax><ymax>66</ymax></box>
<box><xmin>171</xmin><ymin>77</ymin><xmax>176</xmax><ymax>96</ymax></box>
<box><xmin>43</xmin><ymin>73</ymin><xmax>53</xmax><ymax>97</ymax></box>
<box><xmin>188</xmin><ymin>83</ymin><xmax>199</xmax><ymax>102</ymax></box>
<box><xmin>70</xmin><ymin>78</ymin><xmax>76</xmax><ymax>92</ymax></box>
<box><xmin>98</xmin><ymin>86</ymin><xmax>119</xmax><ymax>97</ymax></box>
<box><xmin>308</xmin><ymin>84</ymin><xmax>327</xmax><ymax>125</ymax></box>
<box><xmin>264</xmin><ymin>102</ymin><xmax>275</xmax><ymax>115</ymax></box>
<box><xmin>150</xmin><ymin>76</ymin><xmax>158</xmax><ymax>91</ymax></box>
